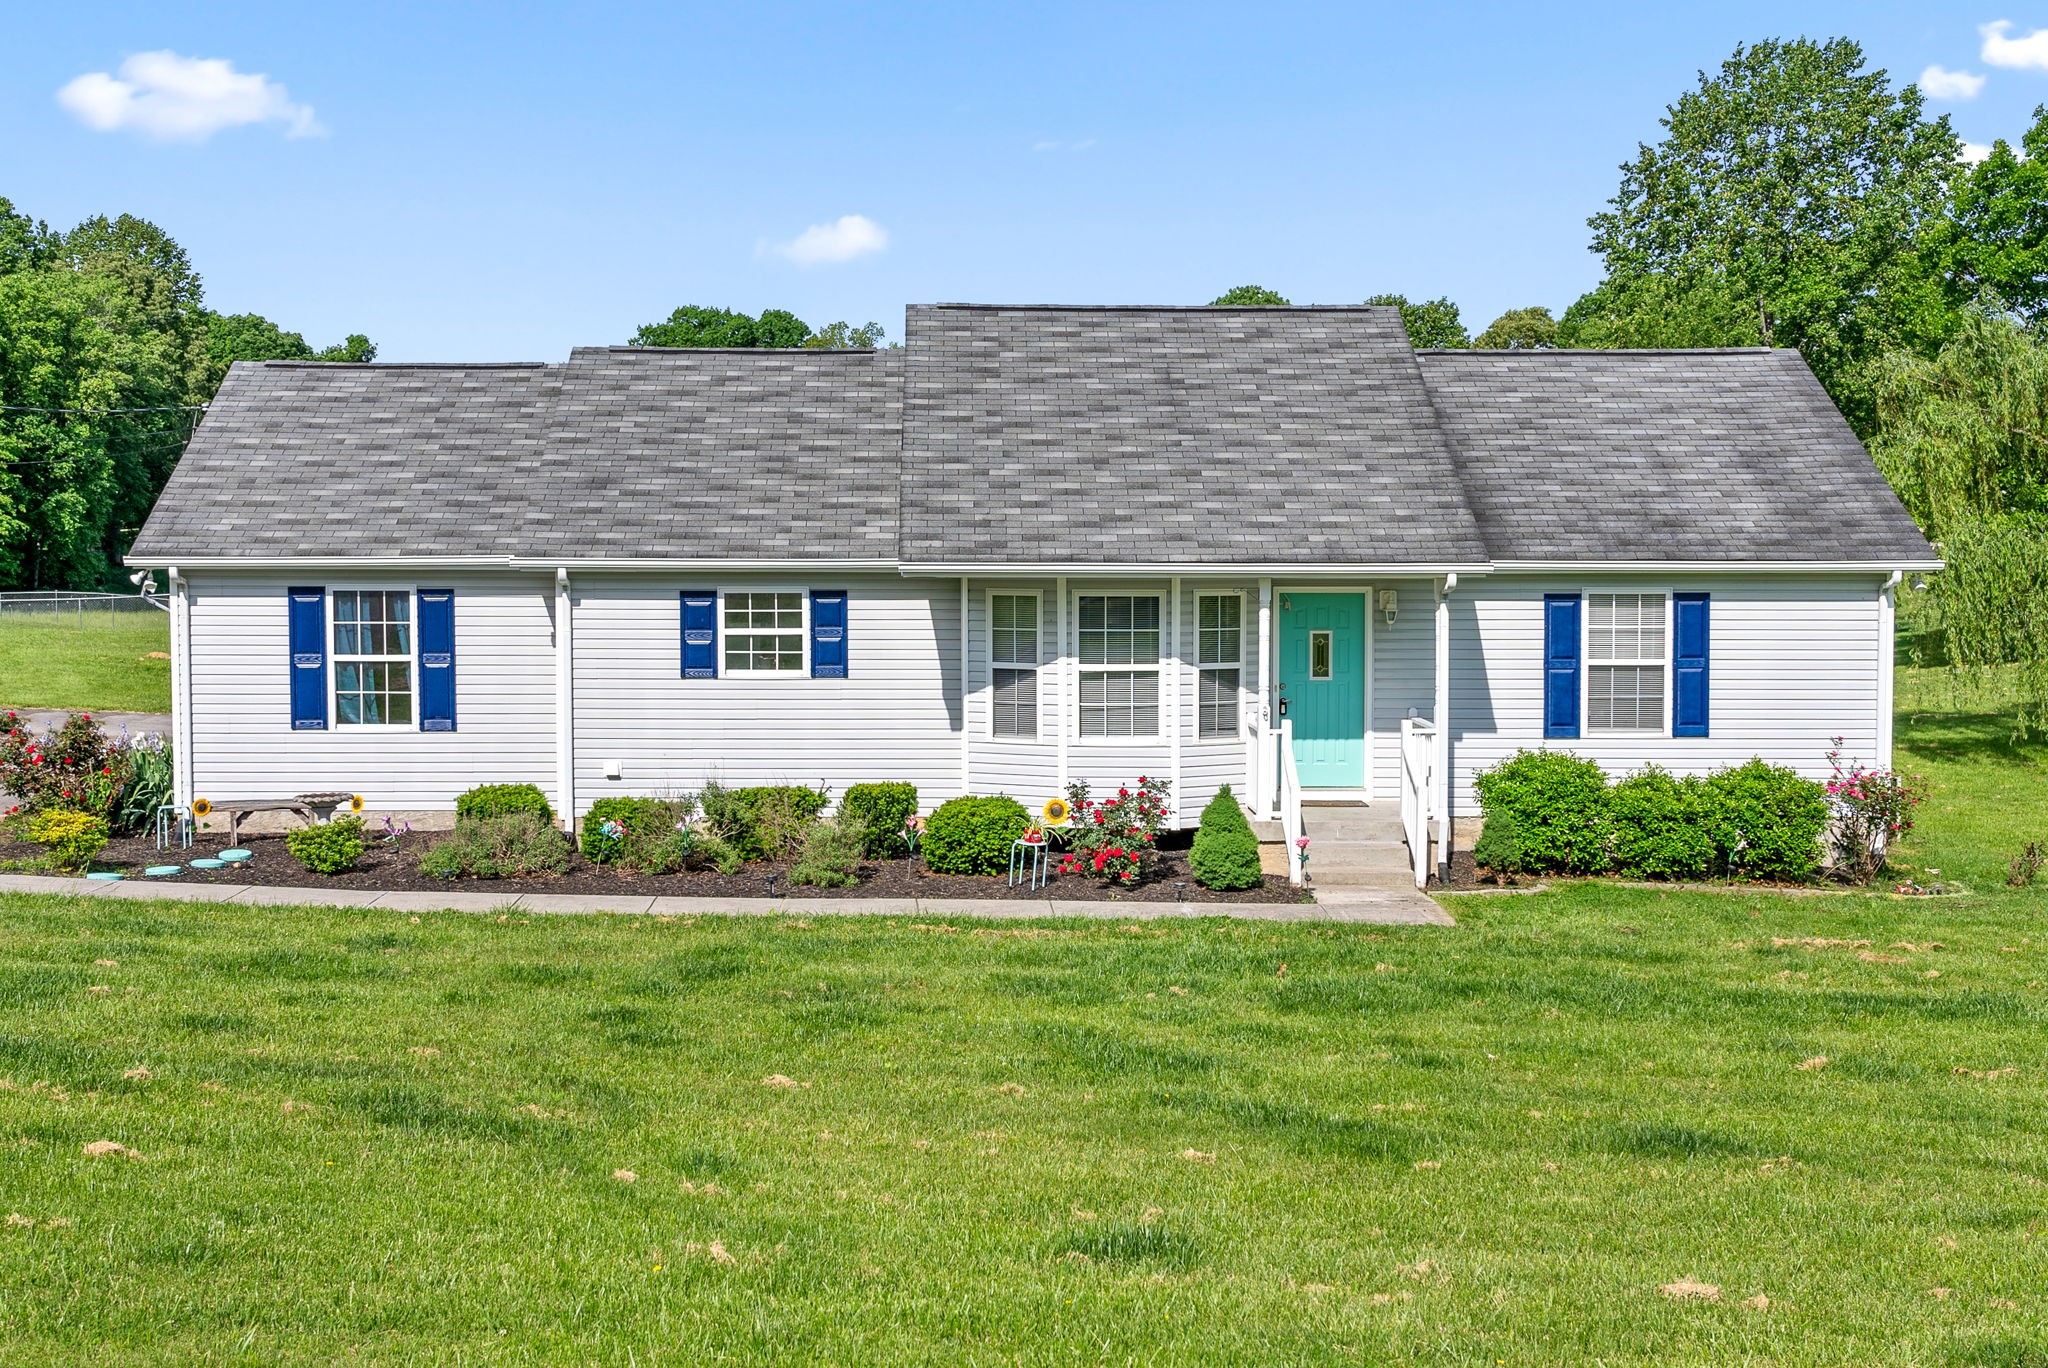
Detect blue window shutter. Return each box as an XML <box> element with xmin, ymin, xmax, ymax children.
<box><xmin>287</xmin><ymin>587</ymin><xmax>328</xmax><ymax>730</ymax></box>
<box><xmin>680</xmin><ymin>591</ymin><xmax>717</xmax><ymax>678</ymax></box>
<box><xmin>1543</xmin><ymin>594</ymin><xmax>1580</xmax><ymax>739</ymax></box>
<box><xmin>417</xmin><ymin>589</ymin><xmax>456</xmax><ymax>731</ymax></box>
<box><xmin>1673</xmin><ymin>592</ymin><xmax>1710</xmax><ymax>737</ymax></box>
<box><xmin>810</xmin><ymin>590</ymin><xmax>847</xmax><ymax>678</ymax></box>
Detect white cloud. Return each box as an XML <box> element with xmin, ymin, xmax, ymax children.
<box><xmin>772</xmin><ymin>214</ymin><xmax>889</xmax><ymax>266</ymax></box>
<box><xmin>1981</xmin><ymin>19</ymin><xmax>2048</xmax><ymax>70</ymax></box>
<box><xmin>1960</xmin><ymin>140</ymin><xmax>1995</xmax><ymax>163</ymax></box>
<box><xmin>1920</xmin><ymin>64</ymin><xmax>1986</xmax><ymax>99</ymax></box>
<box><xmin>57</xmin><ymin>51</ymin><xmax>321</xmax><ymax>141</ymax></box>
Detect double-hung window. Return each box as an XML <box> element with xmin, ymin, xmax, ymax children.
<box><xmin>1196</xmin><ymin>593</ymin><xmax>1243</xmax><ymax>738</ymax></box>
<box><xmin>333</xmin><ymin>590</ymin><xmax>413</xmax><ymax>726</ymax></box>
<box><xmin>1587</xmin><ymin>592</ymin><xmax>1666</xmax><ymax>732</ymax></box>
<box><xmin>723</xmin><ymin>591</ymin><xmax>805</xmax><ymax>674</ymax></box>
<box><xmin>989</xmin><ymin>592</ymin><xmax>1040</xmax><ymax>737</ymax></box>
<box><xmin>1077</xmin><ymin>594</ymin><xmax>1161</xmax><ymax>737</ymax></box>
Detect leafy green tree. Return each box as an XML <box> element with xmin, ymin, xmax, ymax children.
<box><xmin>1583</xmin><ymin>37</ymin><xmax>1961</xmax><ymax>432</ymax></box>
<box><xmin>1473</xmin><ymin>306</ymin><xmax>1560</xmax><ymax>350</ymax></box>
<box><xmin>755</xmin><ymin>309</ymin><xmax>812</xmax><ymax>349</ymax></box>
<box><xmin>631</xmin><ymin>305</ymin><xmax>816</xmax><ymax>348</ymax></box>
<box><xmin>1917</xmin><ymin>106</ymin><xmax>2048</xmax><ymax>327</ymax></box>
<box><xmin>315</xmin><ymin>333</ymin><xmax>378</xmax><ymax>363</ymax></box>
<box><xmin>803</xmin><ymin>320</ymin><xmax>887</xmax><ymax>349</ymax></box>
<box><xmin>1365</xmin><ymin>293</ymin><xmax>1470</xmax><ymax>348</ymax></box>
<box><xmin>1210</xmin><ymin>285</ymin><xmax>1290</xmax><ymax>306</ymax></box>
<box><xmin>0</xmin><ymin>198</ymin><xmax>56</xmax><ymax>276</ymax></box>
<box><xmin>1556</xmin><ymin>273</ymin><xmax>1764</xmax><ymax>349</ymax></box>
<box><xmin>1872</xmin><ymin>308</ymin><xmax>2048</xmax><ymax>727</ymax></box>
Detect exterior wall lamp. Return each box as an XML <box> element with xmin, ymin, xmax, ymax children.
<box><xmin>1378</xmin><ymin>589</ymin><xmax>1399</xmax><ymax>627</ymax></box>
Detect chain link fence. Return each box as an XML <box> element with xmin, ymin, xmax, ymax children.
<box><xmin>0</xmin><ymin>591</ymin><xmax>170</xmax><ymax>623</ymax></box>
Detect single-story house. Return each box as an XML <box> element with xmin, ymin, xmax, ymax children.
<box><xmin>126</xmin><ymin>304</ymin><xmax>1938</xmax><ymax>883</ymax></box>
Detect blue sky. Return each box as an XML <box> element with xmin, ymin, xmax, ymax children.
<box><xmin>5</xmin><ymin>3</ymin><xmax>2043</xmax><ymax>360</ymax></box>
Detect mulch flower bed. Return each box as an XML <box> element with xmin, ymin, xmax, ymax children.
<box><xmin>3</xmin><ymin>831</ymin><xmax>1310</xmax><ymax>903</ymax></box>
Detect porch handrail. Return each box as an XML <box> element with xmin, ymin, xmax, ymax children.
<box><xmin>1278</xmin><ymin>717</ymin><xmax>1305</xmax><ymax>886</ymax></box>
<box><xmin>1399</xmin><ymin>716</ymin><xmax>1436</xmax><ymax>888</ymax></box>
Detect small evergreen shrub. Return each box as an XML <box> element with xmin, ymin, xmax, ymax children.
<box><xmin>288</xmin><ymin>816</ymin><xmax>366</xmax><ymax>875</ymax></box>
<box><xmin>455</xmin><ymin>783</ymin><xmax>554</xmax><ymax>826</ymax></box>
<box><xmin>1470</xmin><ymin>810</ymin><xmax>1526</xmax><ymax>875</ymax></box>
<box><xmin>27</xmin><ymin>808</ymin><xmax>109</xmax><ymax>874</ymax></box>
<box><xmin>1607</xmin><ymin>767</ymin><xmax>1715</xmax><ymax>880</ymax></box>
<box><xmin>420</xmin><ymin>813</ymin><xmax>572</xmax><ymax>879</ymax></box>
<box><xmin>1188</xmin><ymin>784</ymin><xmax>1262</xmax><ymax>890</ymax></box>
<box><xmin>790</xmin><ymin>815</ymin><xmax>868</xmax><ymax>887</ymax></box>
<box><xmin>1472</xmin><ymin>749</ymin><xmax>1612</xmax><ymax>874</ymax></box>
<box><xmin>841</xmin><ymin>782</ymin><xmax>918</xmax><ymax>857</ymax></box>
<box><xmin>1706</xmin><ymin>759</ymin><xmax>1828</xmax><ymax>883</ymax></box>
<box><xmin>923</xmin><ymin>796</ymin><xmax>1030</xmax><ymax>875</ymax></box>
<box><xmin>698</xmin><ymin>782</ymin><xmax>829</xmax><ymax>861</ymax></box>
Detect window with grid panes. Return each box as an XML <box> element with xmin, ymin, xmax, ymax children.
<box><xmin>723</xmin><ymin>591</ymin><xmax>805</xmax><ymax>673</ymax></box>
<box><xmin>332</xmin><ymin>590</ymin><xmax>413</xmax><ymax>725</ymax></box>
<box><xmin>989</xmin><ymin>593</ymin><xmax>1039</xmax><ymax>736</ymax></box>
<box><xmin>1077</xmin><ymin>594</ymin><xmax>1160</xmax><ymax>737</ymax></box>
<box><xmin>1587</xmin><ymin>592</ymin><xmax>1666</xmax><ymax>731</ymax></box>
<box><xmin>1196</xmin><ymin>593</ymin><xmax>1242</xmax><ymax>738</ymax></box>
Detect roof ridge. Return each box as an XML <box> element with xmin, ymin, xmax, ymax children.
<box><xmin>918</xmin><ymin>302</ymin><xmax>1401</xmax><ymax>313</ymax></box>
<box><xmin>256</xmin><ymin>360</ymin><xmax>552</xmax><ymax>369</ymax></box>
<box><xmin>593</xmin><ymin>345</ymin><xmax>885</xmax><ymax>355</ymax></box>
<box><xmin>1416</xmin><ymin>346</ymin><xmax>1781</xmax><ymax>356</ymax></box>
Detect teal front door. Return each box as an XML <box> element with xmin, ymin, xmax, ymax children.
<box><xmin>1277</xmin><ymin>592</ymin><xmax>1366</xmax><ymax>788</ymax></box>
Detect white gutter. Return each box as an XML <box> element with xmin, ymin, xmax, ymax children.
<box><xmin>1489</xmin><ymin>559</ymin><xmax>1944</xmax><ymax>574</ymax></box>
<box><xmin>901</xmin><ymin>562</ymin><xmax>1493</xmax><ymax>578</ymax></box>
<box><xmin>554</xmin><ymin>567</ymin><xmax>575</xmax><ymax>831</ymax></box>
<box><xmin>169</xmin><ymin>566</ymin><xmax>194</xmax><ymax>808</ymax></box>
<box><xmin>1878</xmin><ymin>570</ymin><xmax>1902</xmax><ymax>769</ymax></box>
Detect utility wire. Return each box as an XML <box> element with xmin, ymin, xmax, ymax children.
<box><xmin>0</xmin><ymin>402</ymin><xmax>207</xmax><ymax>414</ymax></box>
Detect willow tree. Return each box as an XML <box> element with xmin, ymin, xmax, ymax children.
<box><xmin>1872</xmin><ymin>308</ymin><xmax>2048</xmax><ymax>727</ymax></box>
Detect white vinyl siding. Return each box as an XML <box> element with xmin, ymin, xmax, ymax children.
<box><xmin>1196</xmin><ymin>592</ymin><xmax>1242</xmax><ymax>739</ymax></box>
<box><xmin>1586</xmin><ymin>592</ymin><xmax>1666</xmax><ymax>732</ymax></box>
<box><xmin>989</xmin><ymin>592</ymin><xmax>1039</xmax><ymax>738</ymax></box>
<box><xmin>1077</xmin><ymin>594</ymin><xmax>1160</xmax><ymax>738</ymax></box>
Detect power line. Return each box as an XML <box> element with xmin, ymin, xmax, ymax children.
<box><xmin>0</xmin><ymin>402</ymin><xmax>207</xmax><ymax>415</ymax></box>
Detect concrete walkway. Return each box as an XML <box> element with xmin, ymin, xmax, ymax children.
<box><xmin>0</xmin><ymin>872</ymin><xmax>1453</xmax><ymax>925</ymax></box>
<box><xmin>1</xmin><ymin>707</ymin><xmax>172</xmax><ymax>738</ymax></box>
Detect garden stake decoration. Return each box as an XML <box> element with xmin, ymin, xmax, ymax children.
<box><xmin>1040</xmin><ymin>797</ymin><xmax>1073</xmax><ymax>847</ymax></box>
<box><xmin>380</xmin><ymin>815</ymin><xmax>412</xmax><ymax>854</ymax></box>
<box><xmin>900</xmin><ymin>814</ymin><xmax>925</xmax><ymax>865</ymax></box>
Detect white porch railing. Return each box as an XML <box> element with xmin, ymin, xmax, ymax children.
<box><xmin>1244</xmin><ymin>714</ymin><xmax>1307</xmax><ymax>886</ymax></box>
<box><xmin>1400</xmin><ymin>715</ymin><xmax>1437</xmax><ymax>888</ymax></box>
<box><xmin>1278</xmin><ymin>718</ymin><xmax>1305</xmax><ymax>886</ymax></box>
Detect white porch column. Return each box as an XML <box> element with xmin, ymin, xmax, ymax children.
<box><xmin>1877</xmin><ymin>571</ymin><xmax>1901</xmax><ymax>769</ymax></box>
<box><xmin>169</xmin><ymin>566</ymin><xmax>193</xmax><ymax>807</ymax></box>
<box><xmin>1433</xmin><ymin>574</ymin><xmax>1456</xmax><ymax>877</ymax></box>
<box><xmin>1056</xmin><ymin>576</ymin><xmax>1070</xmax><ymax>791</ymax></box>
<box><xmin>959</xmin><ymin>576</ymin><xmax>971</xmax><ymax>796</ymax></box>
<box><xmin>1168</xmin><ymin>575</ymin><xmax>1183</xmax><ymax>826</ymax></box>
<box><xmin>1257</xmin><ymin>577</ymin><xmax>1274</xmax><ymax>818</ymax></box>
<box><xmin>554</xmin><ymin>567</ymin><xmax>575</xmax><ymax>830</ymax></box>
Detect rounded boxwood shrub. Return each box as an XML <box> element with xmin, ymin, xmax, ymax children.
<box><xmin>1189</xmin><ymin>784</ymin><xmax>1262</xmax><ymax>890</ymax></box>
<box><xmin>1706</xmin><ymin>759</ymin><xmax>1828</xmax><ymax>883</ymax></box>
<box><xmin>1607</xmin><ymin>766</ymin><xmax>1715</xmax><ymax>880</ymax></box>
<box><xmin>288</xmin><ymin>816</ymin><xmax>366</xmax><ymax>875</ymax></box>
<box><xmin>922</xmin><ymin>795</ymin><xmax>1030</xmax><ymax>876</ymax></box>
<box><xmin>1471</xmin><ymin>749</ymin><xmax>1612</xmax><ymax>874</ymax></box>
<box><xmin>1470</xmin><ymin>810</ymin><xmax>1525</xmax><ymax>875</ymax></box>
<box><xmin>580</xmin><ymin>796</ymin><xmax>673</xmax><ymax>862</ymax></box>
<box><xmin>841</xmin><ymin>782</ymin><xmax>918</xmax><ymax>858</ymax></box>
<box><xmin>455</xmin><ymin>783</ymin><xmax>554</xmax><ymax>826</ymax></box>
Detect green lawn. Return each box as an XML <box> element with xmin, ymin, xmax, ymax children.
<box><xmin>0</xmin><ymin>615</ymin><xmax>172</xmax><ymax>713</ymax></box>
<box><xmin>0</xmin><ymin>672</ymin><xmax>2041</xmax><ymax>1364</ymax></box>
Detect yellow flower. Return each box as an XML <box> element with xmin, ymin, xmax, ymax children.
<box><xmin>1042</xmin><ymin>798</ymin><xmax>1070</xmax><ymax>827</ymax></box>
<box><xmin>191</xmin><ymin>797</ymin><xmax>212</xmax><ymax>817</ymax></box>
<box><xmin>349</xmin><ymin>794</ymin><xmax>365</xmax><ymax>813</ymax></box>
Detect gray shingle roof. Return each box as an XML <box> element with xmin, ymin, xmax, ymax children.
<box><xmin>127</xmin><ymin>361</ymin><xmax>558</xmax><ymax>560</ymax></box>
<box><xmin>525</xmin><ymin>347</ymin><xmax>900</xmax><ymax>562</ymax></box>
<box><xmin>1416</xmin><ymin>348</ymin><xmax>1936</xmax><ymax>563</ymax></box>
<box><xmin>129</xmin><ymin>311</ymin><xmax>1936</xmax><ymax>569</ymax></box>
<box><xmin>898</xmin><ymin>304</ymin><xmax>1490</xmax><ymax>567</ymax></box>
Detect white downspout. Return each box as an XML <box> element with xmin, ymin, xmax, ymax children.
<box><xmin>169</xmin><ymin>566</ymin><xmax>194</xmax><ymax>807</ymax></box>
<box><xmin>1878</xmin><ymin>570</ymin><xmax>1901</xmax><ymax>769</ymax></box>
<box><xmin>1257</xmin><ymin>577</ymin><xmax>1274</xmax><ymax>818</ymax></box>
<box><xmin>554</xmin><ymin>567</ymin><xmax>575</xmax><ymax>830</ymax></box>
<box><xmin>959</xmin><ymin>576</ymin><xmax>971</xmax><ymax>797</ymax></box>
<box><xmin>1168</xmin><ymin>575</ymin><xmax>1183</xmax><ymax>828</ymax></box>
<box><xmin>1433</xmin><ymin>573</ymin><xmax>1456</xmax><ymax>879</ymax></box>
<box><xmin>1056</xmin><ymin>575</ymin><xmax>1070</xmax><ymax>793</ymax></box>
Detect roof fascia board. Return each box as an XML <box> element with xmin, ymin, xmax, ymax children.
<box><xmin>504</xmin><ymin>558</ymin><xmax>900</xmax><ymax>572</ymax></box>
<box><xmin>1489</xmin><ymin>559</ymin><xmax>1945</xmax><ymax>574</ymax></box>
<box><xmin>898</xmin><ymin>562</ymin><xmax>1494</xmax><ymax>577</ymax></box>
<box><xmin>122</xmin><ymin>555</ymin><xmax>517</xmax><ymax>570</ymax></box>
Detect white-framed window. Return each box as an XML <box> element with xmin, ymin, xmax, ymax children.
<box><xmin>989</xmin><ymin>591</ymin><xmax>1040</xmax><ymax>738</ymax></box>
<box><xmin>1587</xmin><ymin>591</ymin><xmax>1667</xmax><ymax>732</ymax></box>
<box><xmin>723</xmin><ymin>590</ymin><xmax>806</xmax><ymax>674</ymax></box>
<box><xmin>1196</xmin><ymin>592</ymin><xmax>1243</xmax><ymax>739</ymax></box>
<box><xmin>332</xmin><ymin>589</ymin><xmax>413</xmax><ymax>726</ymax></box>
<box><xmin>1077</xmin><ymin>594</ymin><xmax>1161</xmax><ymax>737</ymax></box>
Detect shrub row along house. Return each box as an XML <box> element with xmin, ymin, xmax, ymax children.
<box><xmin>125</xmin><ymin>304</ymin><xmax>1937</xmax><ymax>883</ymax></box>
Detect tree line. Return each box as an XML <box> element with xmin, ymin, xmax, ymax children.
<box><xmin>0</xmin><ymin>198</ymin><xmax>374</xmax><ymax>591</ymax></box>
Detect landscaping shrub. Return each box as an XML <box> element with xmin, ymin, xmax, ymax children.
<box><xmin>922</xmin><ymin>796</ymin><xmax>1030</xmax><ymax>875</ymax></box>
<box><xmin>579</xmin><ymin>795</ymin><xmax>729</xmax><ymax>873</ymax></box>
<box><xmin>698</xmin><ymin>782</ymin><xmax>829</xmax><ymax>861</ymax></box>
<box><xmin>1470</xmin><ymin>810</ymin><xmax>1526</xmax><ymax>875</ymax></box>
<box><xmin>420</xmin><ymin>813</ymin><xmax>572</xmax><ymax>879</ymax></box>
<box><xmin>114</xmin><ymin>733</ymin><xmax>173</xmax><ymax>836</ymax></box>
<box><xmin>1188</xmin><ymin>783</ymin><xmax>1262</xmax><ymax>890</ymax></box>
<box><xmin>1607</xmin><ymin>767</ymin><xmax>1715</xmax><ymax>881</ymax></box>
<box><xmin>1472</xmin><ymin>749</ymin><xmax>1612</xmax><ymax>874</ymax></box>
<box><xmin>790</xmin><ymin>815</ymin><xmax>868</xmax><ymax>888</ymax></box>
<box><xmin>1</xmin><ymin>710</ymin><xmax>124</xmax><ymax>822</ymax></box>
<box><xmin>26</xmin><ymin>808</ymin><xmax>109</xmax><ymax>873</ymax></box>
<box><xmin>1822</xmin><ymin>739</ymin><xmax>1924</xmax><ymax>880</ymax></box>
<box><xmin>455</xmin><ymin>783</ymin><xmax>555</xmax><ymax>826</ymax></box>
<box><xmin>581</xmin><ymin>796</ymin><xmax>676</xmax><ymax>862</ymax></box>
<box><xmin>840</xmin><ymin>782</ymin><xmax>918</xmax><ymax>858</ymax></box>
<box><xmin>1056</xmin><ymin>775</ymin><xmax>1172</xmax><ymax>883</ymax></box>
<box><xmin>1706</xmin><ymin>760</ymin><xmax>1829</xmax><ymax>883</ymax></box>
<box><xmin>288</xmin><ymin>816</ymin><xmax>366</xmax><ymax>875</ymax></box>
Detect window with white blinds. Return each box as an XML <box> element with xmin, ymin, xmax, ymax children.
<box><xmin>1196</xmin><ymin>592</ymin><xmax>1242</xmax><ymax>738</ymax></box>
<box><xmin>1587</xmin><ymin>592</ymin><xmax>1666</xmax><ymax>731</ymax></box>
<box><xmin>1077</xmin><ymin>594</ymin><xmax>1161</xmax><ymax>737</ymax></box>
<box><xmin>989</xmin><ymin>592</ymin><xmax>1039</xmax><ymax>737</ymax></box>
